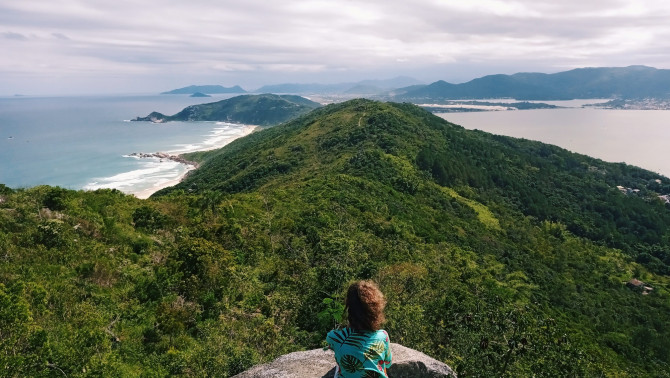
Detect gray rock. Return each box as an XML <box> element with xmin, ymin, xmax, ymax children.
<box><xmin>233</xmin><ymin>343</ymin><xmax>456</xmax><ymax>378</ymax></box>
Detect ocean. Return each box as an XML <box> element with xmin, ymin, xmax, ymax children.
<box><xmin>0</xmin><ymin>94</ymin><xmax>253</xmax><ymax>196</ymax></box>
<box><xmin>439</xmin><ymin>106</ymin><xmax>670</xmax><ymax>179</ymax></box>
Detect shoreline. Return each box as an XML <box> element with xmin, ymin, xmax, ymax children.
<box><xmin>131</xmin><ymin>124</ymin><xmax>257</xmax><ymax>199</ymax></box>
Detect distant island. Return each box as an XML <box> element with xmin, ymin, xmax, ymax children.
<box><xmin>190</xmin><ymin>92</ymin><xmax>211</xmax><ymax>98</ymax></box>
<box><xmin>161</xmin><ymin>84</ymin><xmax>247</xmax><ymax>95</ymax></box>
<box><xmin>132</xmin><ymin>94</ymin><xmax>321</xmax><ymax>126</ymax></box>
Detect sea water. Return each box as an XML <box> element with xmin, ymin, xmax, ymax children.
<box><xmin>0</xmin><ymin>94</ymin><xmax>249</xmax><ymax>195</ymax></box>
<box><xmin>439</xmin><ymin>107</ymin><xmax>670</xmax><ymax>179</ymax></box>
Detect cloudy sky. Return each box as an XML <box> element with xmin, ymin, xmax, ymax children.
<box><xmin>2</xmin><ymin>0</ymin><xmax>670</xmax><ymax>95</ymax></box>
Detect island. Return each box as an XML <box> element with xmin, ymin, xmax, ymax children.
<box><xmin>189</xmin><ymin>92</ymin><xmax>211</xmax><ymax>98</ymax></box>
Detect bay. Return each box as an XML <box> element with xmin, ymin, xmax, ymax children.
<box><xmin>438</xmin><ymin>108</ymin><xmax>670</xmax><ymax>179</ymax></box>
<box><xmin>0</xmin><ymin>94</ymin><xmax>252</xmax><ymax>196</ymax></box>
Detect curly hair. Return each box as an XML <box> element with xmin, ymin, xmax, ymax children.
<box><xmin>345</xmin><ymin>280</ymin><xmax>386</xmax><ymax>331</ymax></box>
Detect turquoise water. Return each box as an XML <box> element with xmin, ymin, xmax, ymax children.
<box><xmin>0</xmin><ymin>94</ymin><xmax>249</xmax><ymax>194</ymax></box>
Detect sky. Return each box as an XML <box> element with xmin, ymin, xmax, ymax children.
<box><xmin>2</xmin><ymin>0</ymin><xmax>670</xmax><ymax>95</ymax></box>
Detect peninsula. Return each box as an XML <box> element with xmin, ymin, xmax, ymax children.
<box><xmin>132</xmin><ymin>93</ymin><xmax>322</xmax><ymax>126</ymax></box>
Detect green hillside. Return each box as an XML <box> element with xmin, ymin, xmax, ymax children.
<box><xmin>2</xmin><ymin>100</ymin><xmax>670</xmax><ymax>376</ymax></box>
<box><xmin>132</xmin><ymin>94</ymin><xmax>321</xmax><ymax>126</ymax></box>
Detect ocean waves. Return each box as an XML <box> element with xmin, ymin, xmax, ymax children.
<box><xmin>84</xmin><ymin>122</ymin><xmax>256</xmax><ymax>198</ymax></box>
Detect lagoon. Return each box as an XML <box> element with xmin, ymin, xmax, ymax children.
<box><xmin>438</xmin><ymin>108</ymin><xmax>670</xmax><ymax>179</ymax></box>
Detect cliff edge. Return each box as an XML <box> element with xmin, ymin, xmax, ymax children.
<box><xmin>233</xmin><ymin>343</ymin><xmax>456</xmax><ymax>378</ymax></box>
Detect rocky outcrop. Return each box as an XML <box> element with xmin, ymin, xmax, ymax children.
<box><xmin>131</xmin><ymin>111</ymin><xmax>168</xmax><ymax>123</ymax></box>
<box><xmin>233</xmin><ymin>343</ymin><xmax>456</xmax><ymax>378</ymax></box>
<box><xmin>128</xmin><ymin>152</ymin><xmax>198</xmax><ymax>167</ymax></box>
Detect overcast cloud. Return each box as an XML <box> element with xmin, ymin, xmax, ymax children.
<box><xmin>2</xmin><ymin>0</ymin><xmax>670</xmax><ymax>95</ymax></box>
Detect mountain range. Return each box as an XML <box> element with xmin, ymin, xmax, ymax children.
<box><xmin>254</xmin><ymin>76</ymin><xmax>423</xmax><ymax>95</ymax></box>
<box><xmin>161</xmin><ymin>66</ymin><xmax>670</xmax><ymax>101</ymax></box>
<box><xmin>393</xmin><ymin>65</ymin><xmax>670</xmax><ymax>101</ymax></box>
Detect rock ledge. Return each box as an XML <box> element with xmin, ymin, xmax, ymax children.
<box><xmin>233</xmin><ymin>343</ymin><xmax>456</xmax><ymax>377</ymax></box>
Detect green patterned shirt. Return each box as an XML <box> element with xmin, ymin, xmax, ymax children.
<box><xmin>326</xmin><ymin>328</ymin><xmax>392</xmax><ymax>378</ymax></box>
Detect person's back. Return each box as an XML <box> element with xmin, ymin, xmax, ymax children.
<box><xmin>325</xmin><ymin>281</ymin><xmax>392</xmax><ymax>378</ymax></box>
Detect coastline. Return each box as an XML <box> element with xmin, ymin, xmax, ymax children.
<box><xmin>132</xmin><ymin>124</ymin><xmax>257</xmax><ymax>199</ymax></box>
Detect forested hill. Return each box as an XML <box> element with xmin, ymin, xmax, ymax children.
<box><xmin>132</xmin><ymin>94</ymin><xmax>321</xmax><ymax>126</ymax></box>
<box><xmin>2</xmin><ymin>100</ymin><xmax>670</xmax><ymax>376</ymax></box>
<box><xmin>394</xmin><ymin>65</ymin><xmax>670</xmax><ymax>100</ymax></box>
<box><xmin>164</xmin><ymin>100</ymin><xmax>670</xmax><ymax>263</ymax></box>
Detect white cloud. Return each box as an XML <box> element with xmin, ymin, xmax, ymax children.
<box><xmin>2</xmin><ymin>0</ymin><xmax>670</xmax><ymax>94</ymax></box>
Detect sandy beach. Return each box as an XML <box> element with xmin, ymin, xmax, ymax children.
<box><xmin>132</xmin><ymin>124</ymin><xmax>257</xmax><ymax>199</ymax></box>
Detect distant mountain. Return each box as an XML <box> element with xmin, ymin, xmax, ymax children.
<box><xmin>356</xmin><ymin>76</ymin><xmax>424</xmax><ymax>89</ymax></box>
<box><xmin>254</xmin><ymin>83</ymin><xmax>352</xmax><ymax>94</ymax></box>
<box><xmin>161</xmin><ymin>85</ymin><xmax>247</xmax><ymax>95</ymax></box>
<box><xmin>132</xmin><ymin>94</ymin><xmax>321</xmax><ymax>126</ymax></box>
<box><xmin>255</xmin><ymin>76</ymin><xmax>423</xmax><ymax>94</ymax></box>
<box><xmin>396</xmin><ymin>66</ymin><xmax>670</xmax><ymax>101</ymax></box>
<box><xmin>385</xmin><ymin>84</ymin><xmax>428</xmax><ymax>97</ymax></box>
<box><xmin>343</xmin><ymin>84</ymin><xmax>384</xmax><ymax>95</ymax></box>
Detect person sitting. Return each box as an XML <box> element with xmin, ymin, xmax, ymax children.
<box><xmin>326</xmin><ymin>280</ymin><xmax>392</xmax><ymax>378</ymax></box>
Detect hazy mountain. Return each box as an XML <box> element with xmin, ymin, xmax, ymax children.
<box><xmin>255</xmin><ymin>76</ymin><xmax>423</xmax><ymax>94</ymax></box>
<box><xmin>356</xmin><ymin>76</ymin><xmax>424</xmax><ymax>88</ymax></box>
<box><xmin>132</xmin><ymin>94</ymin><xmax>321</xmax><ymax>126</ymax></box>
<box><xmin>161</xmin><ymin>84</ymin><xmax>247</xmax><ymax>95</ymax></box>
<box><xmin>396</xmin><ymin>65</ymin><xmax>670</xmax><ymax>101</ymax></box>
<box><xmin>253</xmin><ymin>83</ymin><xmax>352</xmax><ymax>94</ymax></box>
<box><xmin>343</xmin><ymin>84</ymin><xmax>384</xmax><ymax>95</ymax></box>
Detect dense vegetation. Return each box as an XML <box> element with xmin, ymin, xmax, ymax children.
<box><xmin>395</xmin><ymin>65</ymin><xmax>670</xmax><ymax>101</ymax></box>
<box><xmin>2</xmin><ymin>100</ymin><xmax>670</xmax><ymax>377</ymax></box>
<box><xmin>132</xmin><ymin>94</ymin><xmax>321</xmax><ymax>126</ymax></box>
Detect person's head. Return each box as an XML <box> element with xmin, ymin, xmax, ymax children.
<box><xmin>345</xmin><ymin>280</ymin><xmax>386</xmax><ymax>331</ymax></box>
